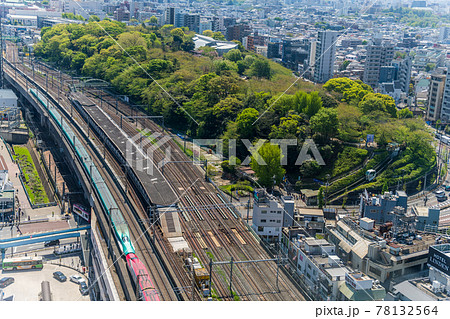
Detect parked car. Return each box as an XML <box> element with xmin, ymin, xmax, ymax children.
<box><xmin>0</xmin><ymin>277</ymin><xmax>15</xmax><ymax>288</ymax></box>
<box><xmin>53</xmin><ymin>271</ymin><xmax>67</xmax><ymax>282</ymax></box>
<box><xmin>79</xmin><ymin>281</ymin><xmax>89</xmax><ymax>295</ymax></box>
<box><xmin>435</xmin><ymin>190</ymin><xmax>446</xmax><ymax>198</ymax></box>
<box><xmin>437</xmin><ymin>195</ymin><xmax>448</xmax><ymax>202</ymax></box>
<box><xmin>44</xmin><ymin>239</ymin><xmax>60</xmax><ymax>247</ymax></box>
<box><xmin>70</xmin><ymin>275</ymin><xmax>85</xmax><ymax>284</ymax></box>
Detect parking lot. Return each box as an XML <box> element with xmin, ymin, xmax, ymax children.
<box><xmin>0</xmin><ymin>263</ymin><xmax>90</xmax><ymax>301</ymax></box>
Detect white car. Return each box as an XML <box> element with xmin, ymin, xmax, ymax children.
<box><xmin>70</xmin><ymin>275</ymin><xmax>86</xmax><ymax>284</ymax></box>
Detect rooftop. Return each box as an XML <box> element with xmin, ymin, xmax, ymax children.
<box><xmin>0</xmin><ymin>89</ymin><xmax>18</xmax><ymax>101</ymax></box>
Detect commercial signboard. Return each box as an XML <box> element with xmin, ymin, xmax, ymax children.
<box><xmin>428</xmin><ymin>245</ymin><xmax>450</xmax><ymax>276</ymax></box>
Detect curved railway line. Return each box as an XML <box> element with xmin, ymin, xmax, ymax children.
<box><xmin>7</xmin><ymin>52</ymin><xmax>306</xmax><ymax>301</ymax></box>
<box><xmin>4</xmin><ymin>52</ymin><xmax>182</xmax><ymax>301</ymax></box>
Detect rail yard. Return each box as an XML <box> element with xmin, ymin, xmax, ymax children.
<box><xmin>2</xmin><ymin>42</ymin><xmax>306</xmax><ymax>301</ymax></box>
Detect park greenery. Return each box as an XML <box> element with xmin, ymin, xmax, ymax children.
<box><xmin>34</xmin><ymin>21</ymin><xmax>436</xmax><ymax>194</ymax></box>
<box><xmin>13</xmin><ymin>145</ymin><xmax>49</xmax><ymax>205</ymax></box>
<box><xmin>382</xmin><ymin>7</ymin><xmax>450</xmax><ymax>28</ymax></box>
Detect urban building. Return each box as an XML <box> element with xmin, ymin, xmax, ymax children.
<box><xmin>411</xmin><ymin>206</ymin><xmax>440</xmax><ymax>231</ymax></box>
<box><xmin>341</xmin><ymin>38</ymin><xmax>362</xmax><ymax>48</ymax></box>
<box><xmin>362</xmin><ymin>38</ymin><xmax>394</xmax><ymax>88</ymax></box>
<box><xmin>440</xmin><ymin>67</ymin><xmax>450</xmax><ymax>122</ymax></box>
<box><xmin>164</xmin><ymin>7</ymin><xmax>178</xmax><ymax>26</ymax></box>
<box><xmin>282</xmin><ymin>38</ymin><xmax>310</xmax><ymax>72</ymax></box>
<box><xmin>338</xmin><ymin>271</ymin><xmax>386</xmax><ymax>301</ymax></box>
<box><xmin>0</xmin><ymin>89</ymin><xmax>18</xmax><ymax>109</ymax></box>
<box><xmin>426</xmin><ymin>68</ymin><xmax>447</xmax><ymax>122</ymax></box>
<box><xmin>0</xmin><ymin>155</ymin><xmax>14</xmax><ymax>223</ymax></box>
<box><xmin>281</xmin><ymin>227</ymin><xmax>350</xmax><ymax>300</ymax></box>
<box><xmin>326</xmin><ymin>216</ymin><xmax>441</xmax><ymax>284</ymax></box>
<box><xmin>267</xmin><ymin>41</ymin><xmax>281</xmax><ymax>59</ymax></box>
<box><xmin>313</xmin><ymin>31</ymin><xmax>338</xmax><ymax>83</ymax></box>
<box><xmin>251</xmin><ymin>190</ymin><xmax>294</xmax><ymax>242</ymax></box>
<box><xmin>359</xmin><ymin>190</ymin><xmax>408</xmax><ymax>223</ymax></box>
<box><xmin>226</xmin><ymin>23</ymin><xmax>251</xmax><ymax>42</ymax></box>
<box><xmin>387</xmin><ymin>243</ymin><xmax>450</xmax><ymax>300</ymax></box>
<box><xmin>192</xmin><ymin>34</ymin><xmax>238</xmax><ymax>56</ymax></box>
<box><xmin>183</xmin><ymin>13</ymin><xmax>200</xmax><ymax>33</ymax></box>
<box><xmin>379</xmin><ymin>65</ymin><xmax>397</xmax><ymax>84</ymax></box>
<box><xmin>394</xmin><ymin>55</ymin><xmax>413</xmax><ymax>93</ymax></box>
<box><xmin>439</xmin><ymin>26</ymin><xmax>450</xmax><ymax>42</ymax></box>
<box><xmin>114</xmin><ymin>5</ymin><xmax>130</xmax><ymax>22</ymax></box>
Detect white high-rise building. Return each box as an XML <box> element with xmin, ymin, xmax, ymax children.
<box><xmin>440</xmin><ymin>67</ymin><xmax>450</xmax><ymax>122</ymax></box>
<box><xmin>313</xmin><ymin>31</ymin><xmax>338</xmax><ymax>84</ymax></box>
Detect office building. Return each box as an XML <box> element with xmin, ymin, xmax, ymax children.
<box><xmin>313</xmin><ymin>31</ymin><xmax>338</xmax><ymax>83</ymax></box>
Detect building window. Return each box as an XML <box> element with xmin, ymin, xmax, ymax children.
<box><xmin>369</xmin><ymin>266</ymin><xmax>382</xmax><ymax>276</ymax></box>
<box><xmin>277</xmin><ymin>220</ymin><xmax>281</xmax><ymax>224</ymax></box>
<box><xmin>277</xmin><ymin>211</ymin><xmax>282</xmax><ymax>214</ymax></box>
<box><xmin>261</xmin><ymin>210</ymin><xmax>267</xmax><ymax>214</ymax></box>
<box><xmin>261</xmin><ymin>219</ymin><xmax>266</xmax><ymax>223</ymax></box>
<box><xmin>258</xmin><ymin>226</ymin><xmax>264</xmax><ymax>232</ymax></box>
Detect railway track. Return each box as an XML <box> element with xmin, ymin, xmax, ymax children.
<box><xmin>83</xmin><ymin>87</ymin><xmax>306</xmax><ymax>301</ymax></box>
<box><xmin>9</xmin><ymin>52</ymin><xmax>306</xmax><ymax>301</ymax></box>
<box><xmin>4</xmin><ymin>53</ymin><xmax>181</xmax><ymax>301</ymax></box>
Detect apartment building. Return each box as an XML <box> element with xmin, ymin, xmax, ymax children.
<box><xmin>362</xmin><ymin>38</ymin><xmax>394</xmax><ymax>88</ymax></box>
<box><xmin>313</xmin><ymin>31</ymin><xmax>338</xmax><ymax>83</ymax></box>
<box><xmin>440</xmin><ymin>67</ymin><xmax>450</xmax><ymax>122</ymax></box>
<box><xmin>426</xmin><ymin>68</ymin><xmax>447</xmax><ymax>122</ymax></box>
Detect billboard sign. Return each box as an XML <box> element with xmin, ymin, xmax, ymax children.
<box><xmin>428</xmin><ymin>245</ymin><xmax>450</xmax><ymax>276</ymax></box>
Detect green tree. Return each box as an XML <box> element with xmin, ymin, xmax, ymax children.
<box><xmin>250</xmin><ymin>143</ymin><xmax>285</xmax><ymax>188</ymax></box>
<box><xmin>299</xmin><ymin>160</ymin><xmax>320</xmax><ymax>178</ymax></box>
<box><xmin>221</xmin><ymin>157</ymin><xmax>241</xmax><ymax>174</ymax></box>
<box><xmin>249</xmin><ymin>59</ymin><xmax>272</xmax><ymax>79</ymax></box>
<box><xmin>212</xmin><ymin>32</ymin><xmax>225</xmax><ymax>40</ymax></box>
<box><xmin>318</xmin><ymin>187</ymin><xmax>324</xmax><ymax>208</ymax></box>
<box><xmin>310</xmin><ymin>108</ymin><xmax>339</xmax><ymax>140</ymax></box>
<box><xmin>224</xmin><ymin>49</ymin><xmax>242</xmax><ymax>62</ymax></box>
<box><xmin>425</xmin><ymin>63</ymin><xmax>436</xmax><ymax>72</ymax></box>
<box><xmin>305</xmin><ymin>91</ymin><xmax>322</xmax><ymax>117</ymax></box>
<box><xmin>88</xmin><ymin>15</ymin><xmax>100</xmax><ymax>22</ymax></box>
<box><xmin>202</xmin><ymin>30</ymin><xmax>214</xmax><ymax>37</ymax></box>
<box><xmin>397</xmin><ymin>108</ymin><xmax>413</xmax><ymax>119</ymax></box>
<box><xmin>149</xmin><ymin>16</ymin><xmax>158</xmax><ymax>24</ymax></box>
<box><xmin>382</xmin><ymin>181</ymin><xmax>389</xmax><ymax>193</ymax></box>
<box><xmin>236</xmin><ymin>108</ymin><xmax>259</xmax><ymax>139</ymax></box>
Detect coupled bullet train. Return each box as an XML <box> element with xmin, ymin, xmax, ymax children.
<box><xmin>29</xmin><ymin>88</ymin><xmax>159</xmax><ymax>301</ymax></box>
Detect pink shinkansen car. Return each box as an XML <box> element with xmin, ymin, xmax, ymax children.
<box><xmin>126</xmin><ymin>253</ymin><xmax>160</xmax><ymax>301</ymax></box>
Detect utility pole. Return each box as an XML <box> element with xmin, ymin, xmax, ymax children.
<box><xmin>209</xmin><ymin>258</ymin><xmax>213</xmax><ymax>298</ymax></box>
<box><xmin>229</xmin><ymin>257</ymin><xmax>234</xmax><ymax>296</ymax></box>
<box><xmin>246</xmin><ymin>198</ymin><xmax>250</xmax><ymax>223</ymax></box>
<box><xmin>191</xmin><ymin>262</ymin><xmax>195</xmax><ymax>301</ymax></box>
<box><xmin>0</xmin><ymin>16</ymin><xmax>3</xmax><ymax>89</ymax></box>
